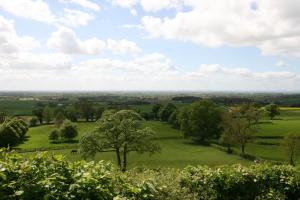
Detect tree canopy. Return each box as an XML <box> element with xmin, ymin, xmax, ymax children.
<box><xmin>80</xmin><ymin>110</ymin><xmax>160</xmax><ymax>171</ymax></box>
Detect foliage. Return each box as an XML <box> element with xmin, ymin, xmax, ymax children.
<box><xmin>152</xmin><ymin>104</ymin><xmax>162</xmax><ymax>120</ymax></box>
<box><xmin>0</xmin><ymin>110</ymin><xmax>7</xmax><ymax>124</ymax></box>
<box><xmin>0</xmin><ymin>150</ymin><xmax>299</xmax><ymax>200</ymax></box>
<box><xmin>55</xmin><ymin>111</ymin><xmax>65</xmax><ymax>127</ymax></box>
<box><xmin>0</xmin><ymin>118</ymin><xmax>28</xmax><ymax>147</ymax></box>
<box><xmin>282</xmin><ymin>133</ymin><xmax>300</xmax><ymax>166</ymax></box>
<box><xmin>42</xmin><ymin>106</ymin><xmax>52</xmax><ymax>124</ymax></box>
<box><xmin>221</xmin><ymin>107</ymin><xmax>259</xmax><ymax>154</ymax></box>
<box><xmin>49</xmin><ymin>129</ymin><xmax>60</xmax><ymax>141</ymax></box>
<box><xmin>65</xmin><ymin>106</ymin><xmax>78</xmax><ymax>122</ymax></box>
<box><xmin>159</xmin><ymin>103</ymin><xmax>176</xmax><ymax>122</ymax></box>
<box><xmin>29</xmin><ymin>116</ymin><xmax>39</xmax><ymax>127</ymax></box>
<box><xmin>181</xmin><ymin>164</ymin><xmax>300</xmax><ymax>200</ymax></box>
<box><xmin>80</xmin><ymin>110</ymin><xmax>160</xmax><ymax>171</ymax></box>
<box><xmin>168</xmin><ymin>110</ymin><xmax>180</xmax><ymax>128</ymax></box>
<box><xmin>32</xmin><ymin>106</ymin><xmax>44</xmax><ymax>124</ymax></box>
<box><xmin>60</xmin><ymin>120</ymin><xmax>78</xmax><ymax>140</ymax></box>
<box><xmin>179</xmin><ymin>100</ymin><xmax>223</xmax><ymax>142</ymax></box>
<box><xmin>265</xmin><ymin>104</ymin><xmax>280</xmax><ymax>120</ymax></box>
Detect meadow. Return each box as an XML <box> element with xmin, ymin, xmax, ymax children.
<box><xmin>19</xmin><ymin>121</ymin><xmax>249</xmax><ymax>168</ymax></box>
<box><xmin>10</xmin><ymin>105</ymin><xmax>300</xmax><ymax>168</ymax></box>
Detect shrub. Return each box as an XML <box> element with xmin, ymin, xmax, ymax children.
<box><xmin>60</xmin><ymin>120</ymin><xmax>78</xmax><ymax>140</ymax></box>
<box><xmin>49</xmin><ymin>129</ymin><xmax>60</xmax><ymax>140</ymax></box>
<box><xmin>29</xmin><ymin>117</ymin><xmax>39</xmax><ymax>127</ymax></box>
<box><xmin>0</xmin><ymin>118</ymin><xmax>28</xmax><ymax>147</ymax></box>
<box><xmin>0</xmin><ymin>150</ymin><xmax>299</xmax><ymax>200</ymax></box>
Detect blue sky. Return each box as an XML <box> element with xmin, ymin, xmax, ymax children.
<box><xmin>0</xmin><ymin>0</ymin><xmax>299</xmax><ymax>91</ymax></box>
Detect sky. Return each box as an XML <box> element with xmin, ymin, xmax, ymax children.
<box><xmin>0</xmin><ymin>0</ymin><xmax>300</xmax><ymax>92</ymax></box>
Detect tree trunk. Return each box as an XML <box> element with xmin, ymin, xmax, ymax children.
<box><xmin>241</xmin><ymin>144</ymin><xmax>245</xmax><ymax>154</ymax></box>
<box><xmin>116</xmin><ymin>148</ymin><xmax>121</xmax><ymax>169</ymax></box>
<box><xmin>290</xmin><ymin>154</ymin><xmax>295</xmax><ymax>166</ymax></box>
<box><xmin>122</xmin><ymin>143</ymin><xmax>127</xmax><ymax>172</ymax></box>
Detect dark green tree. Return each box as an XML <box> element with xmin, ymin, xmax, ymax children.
<box><xmin>159</xmin><ymin>103</ymin><xmax>177</xmax><ymax>122</ymax></box>
<box><xmin>60</xmin><ymin>120</ymin><xmax>78</xmax><ymax>141</ymax></box>
<box><xmin>181</xmin><ymin>100</ymin><xmax>223</xmax><ymax>142</ymax></box>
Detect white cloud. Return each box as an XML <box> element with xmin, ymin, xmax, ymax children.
<box><xmin>47</xmin><ymin>27</ymin><xmax>142</xmax><ymax>55</ymax></box>
<box><xmin>139</xmin><ymin>0</ymin><xmax>300</xmax><ymax>57</ymax></box>
<box><xmin>107</xmin><ymin>38</ymin><xmax>142</xmax><ymax>54</ymax></box>
<box><xmin>0</xmin><ymin>0</ymin><xmax>95</xmax><ymax>27</ymax></box>
<box><xmin>276</xmin><ymin>60</ymin><xmax>287</xmax><ymax>67</ymax></box>
<box><xmin>130</xmin><ymin>9</ymin><xmax>137</xmax><ymax>16</ymax></box>
<box><xmin>0</xmin><ymin>0</ymin><xmax>55</xmax><ymax>23</ymax></box>
<box><xmin>109</xmin><ymin>0</ymin><xmax>139</xmax><ymax>8</ymax></box>
<box><xmin>0</xmin><ymin>15</ymin><xmax>40</xmax><ymax>56</ymax></box>
<box><xmin>140</xmin><ymin>0</ymin><xmax>183</xmax><ymax>12</ymax></box>
<box><xmin>59</xmin><ymin>0</ymin><xmax>100</xmax><ymax>11</ymax></box>
<box><xmin>59</xmin><ymin>8</ymin><xmax>95</xmax><ymax>27</ymax></box>
<box><xmin>47</xmin><ymin>27</ymin><xmax>105</xmax><ymax>55</ymax></box>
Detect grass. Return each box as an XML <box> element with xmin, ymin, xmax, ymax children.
<box><xmin>18</xmin><ymin>122</ymin><xmax>96</xmax><ymax>149</ymax></box>
<box><xmin>20</xmin><ymin>121</ymin><xmax>250</xmax><ymax>168</ymax></box>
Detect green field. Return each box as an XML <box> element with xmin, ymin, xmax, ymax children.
<box><xmin>234</xmin><ymin>108</ymin><xmax>300</xmax><ymax>163</ymax></box>
<box><xmin>19</xmin><ymin>121</ymin><xmax>249</xmax><ymax>168</ymax></box>
<box><xmin>12</xmin><ymin>107</ymin><xmax>300</xmax><ymax>167</ymax></box>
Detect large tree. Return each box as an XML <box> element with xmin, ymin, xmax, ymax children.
<box><xmin>79</xmin><ymin>110</ymin><xmax>160</xmax><ymax>171</ymax></box>
<box><xmin>180</xmin><ymin>100</ymin><xmax>223</xmax><ymax>142</ymax></box>
<box><xmin>221</xmin><ymin>106</ymin><xmax>260</xmax><ymax>154</ymax></box>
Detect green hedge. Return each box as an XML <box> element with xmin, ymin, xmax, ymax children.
<box><xmin>0</xmin><ymin>149</ymin><xmax>299</xmax><ymax>200</ymax></box>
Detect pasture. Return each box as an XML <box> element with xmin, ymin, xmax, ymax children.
<box><xmin>19</xmin><ymin>121</ymin><xmax>249</xmax><ymax>168</ymax></box>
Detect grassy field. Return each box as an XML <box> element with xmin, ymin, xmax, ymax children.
<box><xmin>13</xmin><ymin>107</ymin><xmax>300</xmax><ymax>167</ymax></box>
<box><xmin>19</xmin><ymin>121</ymin><xmax>249</xmax><ymax>168</ymax></box>
<box><xmin>233</xmin><ymin>108</ymin><xmax>300</xmax><ymax>163</ymax></box>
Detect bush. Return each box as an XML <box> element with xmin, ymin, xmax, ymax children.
<box><xmin>0</xmin><ymin>150</ymin><xmax>299</xmax><ymax>200</ymax></box>
<box><xmin>0</xmin><ymin>118</ymin><xmax>28</xmax><ymax>147</ymax></box>
<box><xmin>29</xmin><ymin>117</ymin><xmax>39</xmax><ymax>127</ymax></box>
<box><xmin>49</xmin><ymin>129</ymin><xmax>60</xmax><ymax>140</ymax></box>
<box><xmin>180</xmin><ymin>164</ymin><xmax>300</xmax><ymax>200</ymax></box>
<box><xmin>60</xmin><ymin>120</ymin><xmax>78</xmax><ymax>140</ymax></box>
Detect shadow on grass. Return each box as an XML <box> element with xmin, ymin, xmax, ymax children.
<box><xmin>50</xmin><ymin>139</ymin><xmax>79</xmax><ymax>144</ymax></box>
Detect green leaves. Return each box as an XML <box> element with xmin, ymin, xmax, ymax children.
<box><xmin>0</xmin><ymin>149</ymin><xmax>300</xmax><ymax>199</ymax></box>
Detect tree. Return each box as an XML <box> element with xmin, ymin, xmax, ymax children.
<box><xmin>43</xmin><ymin>106</ymin><xmax>52</xmax><ymax>124</ymax></box>
<box><xmin>0</xmin><ymin>118</ymin><xmax>28</xmax><ymax>147</ymax></box>
<box><xmin>282</xmin><ymin>133</ymin><xmax>299</xmax><ymax>166</ymax></box>
<box><xmin>60</xmin><ymin>120</ymin><xmax>78</xmax><ymax>140</ymax></box>
<box><xmin>180</xmin><ymin>100</ymin><xmax>223</xmax><ymax>142</ymax></box>
<box><xmin>55</xmin><ymin>111</ymin><xmax>65</xmax><ymax>127</ymax></box>
<box><xmin>219</xmin><ymin>113</ymin><xmax>237</xmax><ymax>153</ymax></box>
<box><xmin>76</xmin><ymin>100</ymin><xmax>94</xmax><ymax>121</ymax></box>
<box><xmin>29</xmin><ymin>117</ymin><xmax>39</xmax><ymax>127</ymax></box>
<box><xmin>168</xmin><ymin>110</ymin><xmax>180</xmax><ymax>128</ymax></box>
<box><xmin>79</xmin><ymin>110</ymin><xmax>160</xmax><ymax>171</ymax></box>
<box><xmin>159</xmin><ymin>103</ymin><xmax>176</xmax><ymax>122</ymax></box>
<box><xmin>152</xmin><ymin>104</ymin><xmax>162</xmax><ymax>120</ymax></box>
<box><xmin>95</xmin><ymin>107</ymin><xmax>104</xmax><ymax>120</ymax></box>
<box><xmin>32</xmin><ymin>107</ymin><xmax>44</xmax><ymax>124</ymax></box>
<box><xmin>222</xmin><ymin>108</ymin><xmax>259</xmax><ymax>154</ymax></box>
<box><xmin>49</xmin><ymin>129</ymin><xmax>60</xmax><ymax>141</ymax></box>
<box><xmin>0</xmin><ymin>110</ymin><xmax>7</xmax><ymax>124</ymax></box>
<box><xmin>265</xmin><ymin>104</ymin><xmax>280</xmax><ymax>120</ymax></box>
<box><xmin>65</xmin><ymin>106</ymin><xmax>78</xmax><ymax>122</ymax></box>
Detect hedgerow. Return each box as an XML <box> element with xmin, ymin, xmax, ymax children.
<box><xmin>0</xmin><ymin>149</ymin><xmax>299</xmax><ymax>200</ymax></box>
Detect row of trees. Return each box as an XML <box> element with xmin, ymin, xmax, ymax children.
<box><xmin>32</xmin><ymin>101</ymin><xmax>104</xmax><ymax>125</ymax></box>
<box><xmin>151</xmin><ymin>101</ymin><xmax>281</xmax><ymax>155</ymax></box>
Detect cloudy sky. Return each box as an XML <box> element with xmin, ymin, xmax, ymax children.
<box><xmin>0</xmin><ymin>0</ymin><xmax>300</xmax><ymax>91</ymax></box>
